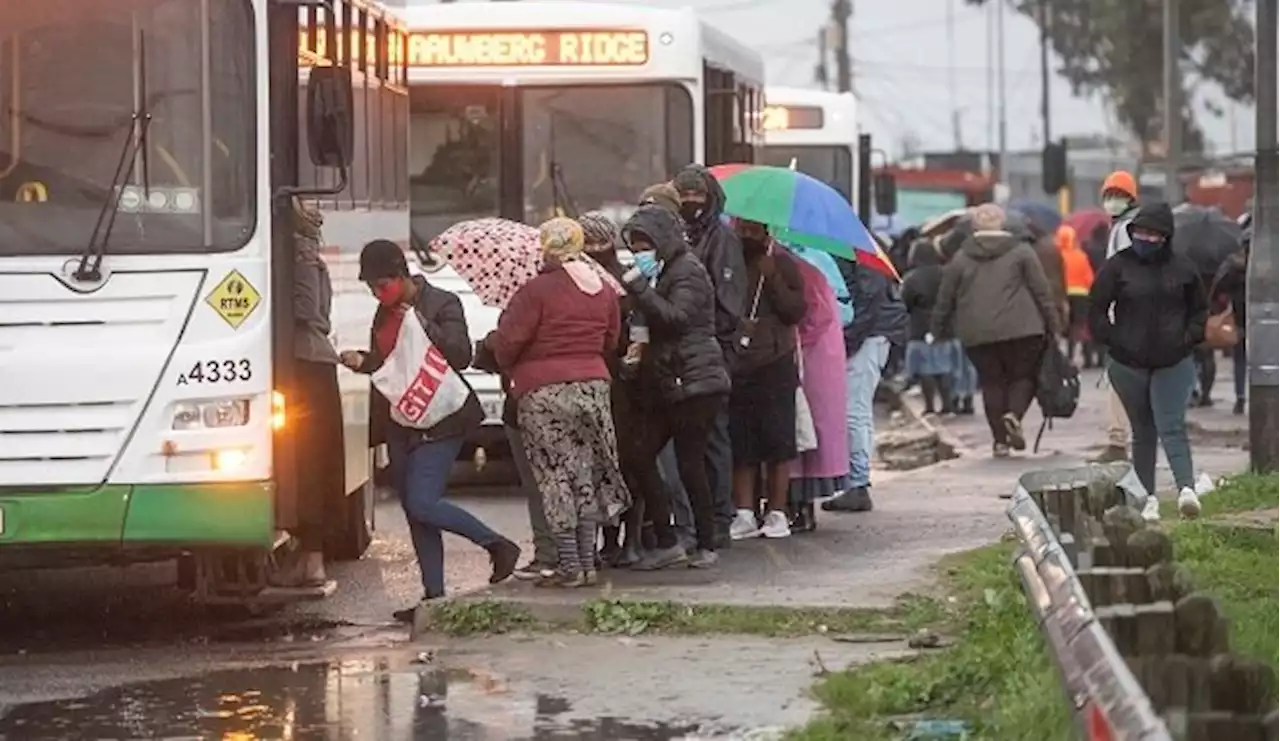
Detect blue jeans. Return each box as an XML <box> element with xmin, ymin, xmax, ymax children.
<box><xmin>949</xmin><ymin>340</ymin><xmax>978</xmax><ymax>398</ymax></box>
<box><xmin>387</xmin><ymin>432</ymin><xmax>502</xmax><ymax>596</ymax></box>
<box><xmin>660</xmin><ymin>442</ymin><xmax>694</xmax><ymax>542</ymax></box>
<box><xmin>1108</xmin><ymin>356</ymin><xmax>1197</xmax><ymax>495</ymax></box>
<box><xmin>845</xmin><ymin>336</ymin><xmax>890</xmax><ymax>489</ymax></box>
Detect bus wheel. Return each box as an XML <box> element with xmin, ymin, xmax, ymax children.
<box><xmin>325</xmin><ymin>484</ymin><xmax>372</xmax><ymax>563</ymax></box>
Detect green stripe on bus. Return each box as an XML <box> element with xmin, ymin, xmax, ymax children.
<box><xmin>0</xmin><ymin>482</ymin><xmax>274</xmax><ymax>547</ymax></box>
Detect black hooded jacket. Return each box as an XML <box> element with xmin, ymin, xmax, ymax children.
<box><xmin>674</xmin><ymin>164</ymin><xmax>748</xmax><ymax>362</ymax></box>
<box><xmin>1088</xmin><ymin>203</ymin><xmax>1209</xmax><ymax>370</ymax></box>
<box><xmin>900</xmin><ymin>240</ymin><xmax>945</xmax><ymax>341</ymax></box>
<box><xmin>622</xmin><ymin>204</ymin><xmax>731</xmax><ymax>404</ymax></box>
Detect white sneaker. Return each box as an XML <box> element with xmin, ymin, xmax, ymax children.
<box><xmin>760</xmin><ymin>510</ymin><xmax>792</xmax><ymax>539</ymax></box>
<box><xmin>1177</xmin><ymin>487</ymin><xmax>1202</xmax><ymax>519</ymax></box>
<box><xmin>729</xmin><ymin>510</ymin><xmax>761</xmax><ymax>540</ymax></box>
<box><xmin>1141</xmin><ymin>495</ymin><xmax>1161</xmax><ymax>523</ymax></box>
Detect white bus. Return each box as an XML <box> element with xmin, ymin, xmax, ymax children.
<box><xmin>0</xmin><ymin>0</ymin><xmax>407</xmax><ymax>604</ymax></box>
<box><xmin>396</xmin><ymin>2</ymin><xmax>765</xmax><ymax>483</ymax></box>
<box><xmin>761</xmin><ymin>86</ymin><xmax>858</xmax><ymax>204</ymax></box>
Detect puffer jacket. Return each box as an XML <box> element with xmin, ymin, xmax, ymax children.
<box><xmin>622</xmin><ymin>204</ymin><xmax>731</xmax><ymax>403</ymax></box>
<box><xmin>900</xmin><ymin>240</ymin><xmax>944</xmax><ymax>341</ymax></box>
<box><xmin>674</xmin><ymin>164</ymin><xmax>748</xmax><ymax>361</ymax></box>
<box><xmin>932</xmin><ymin>229</ymin><xmax>1060</xmax><ymax>347</ymax></box>
<box><xmin>1088</xmin><ymin>204</ymin><xmax>1209</xmax><ymax>370</ymax></box>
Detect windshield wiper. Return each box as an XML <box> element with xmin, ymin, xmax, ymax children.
<box><xmin>546</xmin><ymin>114</ymin><xmax>578</xmax><ymax>219</ymax></box>
<box><xmin>74</xmin><ymin>33</ymin><xmax>153</xmax><ymax>282</ymax></box>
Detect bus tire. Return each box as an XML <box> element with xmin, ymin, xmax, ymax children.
<box><xmin>326</xmin><ymin>486</ymin><xmax>372</xmax><ymax>562</ymax></box>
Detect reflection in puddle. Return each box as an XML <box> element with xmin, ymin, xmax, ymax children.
<box><xmin>0</xmin><ymin>658</ymin><xmax>730</xmax><ymax>740</ymax></box>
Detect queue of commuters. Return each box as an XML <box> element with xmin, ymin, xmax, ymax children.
<box><xmin>315</xmin><ymin>162</ymin><xmax>1235</xmax><ymax>620</ymax></box>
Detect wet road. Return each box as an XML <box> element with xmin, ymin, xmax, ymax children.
<box><xmin>0</xmin><ymin>655</ymin><xmax>711</xmax><ymax>740</ymax></box>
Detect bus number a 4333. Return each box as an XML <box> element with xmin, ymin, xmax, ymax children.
<box><xmin>177</xmin><ymin>359</ymin><xmax>253</xmax><ymax>386</ymax></box>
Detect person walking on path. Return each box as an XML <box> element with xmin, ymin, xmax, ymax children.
<box><xmin>822</xmin><ymin>257</ymin><xmax>908</xmax><ymax>513</ymax></box>
<box><xmin>1095</xmin><ymin>170</ymin><xmax>1142</xmax><ymax>463</ymax></box>
<box><xmin>1088</xmin><ymin>203</ymin><xmax>1208</xmax><ymax>520</ymax></box>
<box><xmin>342</xmin><ymin>240</ymin><xmax>521</xmax><ymax>622</ymax></box>
<box><xmin>1057</xmin><ymin>224</ymin><xmax>1097</xmax><ymax>366</ymax></box>
<box><xmin>931</xmin><ymin>203</ymin><xmax>1061</xmax><ymax>457</ymax></box>
<box><xmin>900</xmin><ymin>239</ymin><xmax>953</xmax><ymax>414</ymax></box>
<box><xmin>1211</xmin><ymin>231</ymin><xmax>1249</xmax><ymax>415</ymax></box>
<box><xmin>484</xmin><ymin>218</ymin><xmax>631</xmax><ymax>587</ymax></box>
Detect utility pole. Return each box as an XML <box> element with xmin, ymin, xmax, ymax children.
<box><xmin>985</xmin><ymin>2</ymin><xmax>994</xmax><ymax>154</ymax></box>
<box><xmin>995</xmin><ymin>0</ymin><xmax>1008</xmax><ymax>196</ymax></box>
<box><xmin>833</xmin><ymin>0</ymin><xmax>852</xmax><ymax>94</ymax></box>
<box><xmin>1038</xmin><ymin>0</ymin><xmax>1050</xmax><ymax>147</ymax></box>
<box><xmin>1161</xmin><ymin>0</ymin><xmax>1182</xmax><ymax>203</ymax></box>
<box><xmin>1249</xmin><ymin>0</ymin><xmax>1278</xmax><ymax>472</ymax></box>
<box><xmin>815</xmin><ymin>28</ymin><xmax>829</xmax><ymax>90</ymax></box>
<box><xmin>947</xmin><ymin>0</ymin><xmax>962</xmax><ymax>150</ymax></box>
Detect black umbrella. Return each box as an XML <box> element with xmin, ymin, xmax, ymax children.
<box><xmin>1171</xmin><ymin>205</ymin><xmax>1242</xmax><ymax>280</ymax></box>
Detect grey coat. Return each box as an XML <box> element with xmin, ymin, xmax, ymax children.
<box><xmin>931</xmin><ymin>230</ymin><xmax>1060</xmax><ymax>347</ymax></box>
<box><xmin>294</xmin><ymin>232</ymin><xmax>340</xmax><ymax>365</ymax></box>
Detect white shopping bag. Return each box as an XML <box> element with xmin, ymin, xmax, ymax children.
<box><xmin>371</xmin><ymin>311</ymin><xmax>471</xmax><ymax>430</ymax></box>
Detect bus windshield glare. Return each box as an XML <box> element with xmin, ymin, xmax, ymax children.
<box><xmin>763</xmin><ymin>144</ymin><xmax>853</xmax><ymax>203</ymax></box>
<box><xmin>408</xmin><ymin>83</ymin><xmax>693</xmax><ymax>239</ymax></box>
<box><xmin>0</xmin><ymin>0</ymin><xmax>256</xmax><ymax>257</ymax></box>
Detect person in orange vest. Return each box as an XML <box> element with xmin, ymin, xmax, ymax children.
<box><xmin>1056</xmin><ymin>224</ymin><xmax>1097</xmax><ymax>367</ymax></box>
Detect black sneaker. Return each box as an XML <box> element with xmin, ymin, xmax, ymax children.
<box><xmin>1233</xmin><ymin>398</ymin><xmax>1246</xmax><ymax>415</ymax></box>
<box><xmin>822</xmin><ymin>487</ymin><xmax>874</xmax><ymax>513</ymax></box>
<box><xmin>393</xmin><ymin>595</ymin><xmax>438</xmax><ymax>624</ymax></box>
<box><xmin>486</xmin><ymin>539</ymin><xmax>521</xmax><ymax>584</ymax></box>
<box><xmin>513</xmin><ymin>560</ymin><xmax>550</xmax><ymax>581</ymax></box>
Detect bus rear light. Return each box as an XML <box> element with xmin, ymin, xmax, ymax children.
<box><xmin>211</xmin><ymin>448</ymin><xmax>248</xmax><ymax>472</ymax></box>
<box><xmin>271</xmin><ymin>391</ymin><xmax>287</xmax><ymax>430</ymax></box>
<box><xmin>172</xmin><ymin>398</ymin><xmax>250</xmax><ymax>430</ymax></box>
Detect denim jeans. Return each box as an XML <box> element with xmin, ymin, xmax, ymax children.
<box><xmin>845</xmin><ymin>336</ymin><xmax>890</xmax><ymax>489</ymax></box>
<box><xmin>388</xmin><ymin>431</ymin><xmax>502</xmax><ymax>596</ymax></box>
<box><xmin>948</xmin><ymin>340</ymin><xmax>978</xmax><ymax>398</ymax></box>
<box><xmin>661</xmin><ymin>441</ymin><xmax>695</xmax><ymax>543</ymax></box>
<box><xmin>1108</xmin><ymin>356</ymin><xmax>1197</xmax><ymax>495</ymax></box>
<box><xmin>506</xmin><ymin>425</ymin><xmax>555</xmax><ymax>566</ymax></box>
<box><xmin>1233</xmin><ymin>337</ymin><xmax>1247</xmax><ymax>401</ymax></box>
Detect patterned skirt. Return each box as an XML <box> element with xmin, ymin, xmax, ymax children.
<box><xmin>517</xmin><ymin>379</ymin><xmax>633</xmax><ymax>533</ymax></box>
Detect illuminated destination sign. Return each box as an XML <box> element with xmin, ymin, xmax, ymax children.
<box><xmin>405</xmin><ymin>30</ymin><xmax>649</xmax><ymax>67</ymax></box>
<box><xmin>762</xmin><ymin>105</ymin><xmax>825</xmax><ymax>131</ymax></box>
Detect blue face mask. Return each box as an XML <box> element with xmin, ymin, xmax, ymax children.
<box><xmin>1130</xmin><ymin>236</ymin><xmax>1163</xmax><ymax>257</ymax></box>
<box><xmin>633</xmin><ymin>250</ymin><xmax>661</xmax><ymax>279</ymax></box>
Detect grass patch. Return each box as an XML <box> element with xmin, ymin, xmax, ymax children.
<box><xmin>1160</xmin><ymin>470</ymin><xmax>1278</xmax><ymax>519</ymax></box>
<box><xmin>419</xmin><ymin>600</ymin><xmax>534</xmax><ymax>636</ymax></box>
<box><xmin>790</xmin><ymin>543</ymin><xmax>1073</xmax><ymax>741</ymax></box>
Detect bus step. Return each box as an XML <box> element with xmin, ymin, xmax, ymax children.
<box><xmin>197</xmin><ymin>580</ymin><xmax>337</xmax><ymax>606</ymax></box>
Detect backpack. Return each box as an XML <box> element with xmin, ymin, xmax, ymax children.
<box><xmin>1033</xmin><ymin>342</ymin><xmax>1080</xmax><ymax>452</ymax></box>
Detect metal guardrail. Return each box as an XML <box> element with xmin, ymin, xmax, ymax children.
<box><xmin>1007</xmin><ymin>463</ymin><xmax>1173</xmax><ymax>741</ymax></box>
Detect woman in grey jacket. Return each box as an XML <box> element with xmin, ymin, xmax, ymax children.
<box><xmin>282</xmin><ymin>198</ymin><xmax>344</xmax><ymax>588</ymax></box>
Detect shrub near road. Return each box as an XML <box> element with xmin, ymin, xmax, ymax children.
<box><xmin>792</xmin><ymin>472</ymin><xmax>1279</xmax><ymax>741</ymax></box>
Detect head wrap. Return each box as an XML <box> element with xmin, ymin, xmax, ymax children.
<box><xmin>579</xmin><ymin>211</ymin><xmax>621</xmax><ymax>253</ymax></box>
<box><xmin>539</xmin><ymin>217</ymin><xmax>602</xmax><ymax>295</ymax></box>
<box><xmin>970</xmin><ymin>203</ymin><xmax>1007</xmax><ymax>233</ymax></box>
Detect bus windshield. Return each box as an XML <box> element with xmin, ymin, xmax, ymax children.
<box><xmin>763</xmin><ymin>144</ymin><xmax>853</xmax><ymax>203</ymax></box>
<box><xmin>0</xmin><ymin>0</ymin><xmax>255</xmax><ymax>257</ymax></box>
<box><xmin>408</xmin><ymin>83</ymin><xmax>693</xmax><ymax>241</ymax></box>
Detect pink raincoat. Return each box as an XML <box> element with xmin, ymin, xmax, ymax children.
<box><xmin>791</xmin><ymin>257</ymin><xmax>849</xmax><ymax>481</ymax></box>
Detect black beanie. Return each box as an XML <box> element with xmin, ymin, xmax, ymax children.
<box><xmin>358</xmin><ymin>239</ymin><xmax>408</xmax><ymax>281</ymax></box>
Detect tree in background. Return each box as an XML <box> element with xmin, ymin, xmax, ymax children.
<box><xmin>966</xmin><ymin>0</ymin><xmax>1255</xmax><ymax>156</ymax></box>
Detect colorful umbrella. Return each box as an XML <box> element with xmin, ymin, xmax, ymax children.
<box><xmin>1008</xmin><ymin>199</ymin><xmax>1063</xmax><ymax>235</ymax></box>
<box><xmin>1064</xmin><ymin>207</ymin><xmax>1109</xmax><ymax>242</ymax></box>
<box><xmin>708</xmin><ymin>164</ymin><xmax>895</xmax><ymax>279</ymax></box>
<box><xmin>429</xmin><ymin>217</ymin><xmax>621</xmax><ymax>308</ymax></box>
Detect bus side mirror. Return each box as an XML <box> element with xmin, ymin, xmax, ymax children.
<box><xmin>306</xmin><ymin>65</ymin><xmax>354</xmax><ymax>169</ymax></box>
<box><xmin>873</xmin><ymin>172</ymin><xmax>898</xmax><ymax>216</ymax></box>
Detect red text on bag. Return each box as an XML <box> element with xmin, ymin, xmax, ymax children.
<box><xmin>396</xmin><ymin>345</ymin><xmax>452</xmax><ymax>422</ymax></box>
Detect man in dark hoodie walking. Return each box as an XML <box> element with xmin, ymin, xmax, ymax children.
<box><xmin>672</xmin><ymin>164</ymin><xmax>747</xmax><ymax>541</ymax></box>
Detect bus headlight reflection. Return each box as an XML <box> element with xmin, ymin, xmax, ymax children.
<box><xmin>172</xmin><ymin>398</ymin><xmax>251</xmax><ymax>430</ymax></box>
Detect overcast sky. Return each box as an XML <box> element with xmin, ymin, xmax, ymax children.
<box><xmin>406</xmin><ymin>0</ymin><xmax>1259</xmax><ymax>157</ymax></box>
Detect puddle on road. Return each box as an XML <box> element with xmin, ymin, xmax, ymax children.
<box><xmin>0</xmin><ymin>658</ymin><xmax>749</xmax><ymax>740</ymax></box>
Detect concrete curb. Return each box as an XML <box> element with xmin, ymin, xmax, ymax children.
<box><xmin>882</xmin><ymin>383</ymin><xmax>970</xmax><ymax>462</ymax></box>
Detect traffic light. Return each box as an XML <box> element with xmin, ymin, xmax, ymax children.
<box><xmin>1042</xmin><ymin>139</ymin><xmax>1068</xmax><ymax>195</ymax></box>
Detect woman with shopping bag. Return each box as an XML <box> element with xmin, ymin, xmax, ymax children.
<box><xmin>340</xmin><ymin>240</ymin><xmax>521</xmax><ymax>623</ymax></box>
<box><xmin>725</xmin><ymin>219</ymin><xmax>809</xmax><ymax>541</ymax></box>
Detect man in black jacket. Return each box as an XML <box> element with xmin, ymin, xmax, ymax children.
<box><xmin>823</xmin><ymin>258</ymin><xmax>908</xmax><ymax>513</ymax></box>
<box><xmin>673</xmin><ymin>164</ymin><xmax>747</xmax><ymax>542</ymax></box>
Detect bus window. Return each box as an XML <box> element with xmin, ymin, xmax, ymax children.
<box><xmin>762</xmin><ymin>145</ymin><xmax>853</xmax><ymax>202</ymax></box>
<box><xmin>520</xmin><ymin>84</ymin><xmax>693</xmax><ymax>223</ymax></box>
<box><xmin>408</xmin><ymin>85</ymin><xmax>499</xmax><ymax>243</ymax></box>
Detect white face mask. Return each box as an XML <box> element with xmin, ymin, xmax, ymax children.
<box><xmin>1103</xmin><ymin>197</ymin><xmax>1132</xmax><ymax>217</ymax></box>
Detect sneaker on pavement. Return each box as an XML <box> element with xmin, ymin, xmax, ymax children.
<box><xmin>687</xmin><ymin>549</ymin><xmax>719</xmax><ymax>569</ymax></box>
<box><xmin>729</xmin><ymin>510</ymin><xmax>760</xmax><ymax>540</ymax></box>
<box><xmin>513</xmin><ymin>560</ymin><xmax>550</xmax><ymax>581</ymax></box>
<box><xmin>1001</xmin><ymin>413</ymin><xmax>1026</xmax><ymax>450</ymax></box>
<box><xmin>821</xmin><ymin>487</ymin><xmax>874</xmax><ymax>512</ymax></box>
<box><xmin>992</xmin><ymin>442</ymin><xmax>1011</xmax><ymax>458</ymax></box>
<box><xmin>760</xmin><ymin>510</ymin><xmax>792</xmax><ymax>539</ymax></box>
<box><xmin>1141</xmin><ymin>495</ymin><xmax>1161</xmax><ymax>523</ymax></box>
<box><xmin>1234</xmin><ymin>398</ymin><xmax>1246</xmax><ymax>415</ymax></box>
<box><xmin>631</xmin><ymin>544</ymin><xmax>688</xmax><ymax>571</ymax></box>
<box><xmin>1177</xmin><ymin>486</ymin><xmax>1202</xmax><ymax>519</ymax></box>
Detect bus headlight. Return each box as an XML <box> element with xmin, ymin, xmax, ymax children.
<box><xmin>172</xmin><ymin>399</ymin><xmax>251</xmax><ymax>430</ymax></box>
